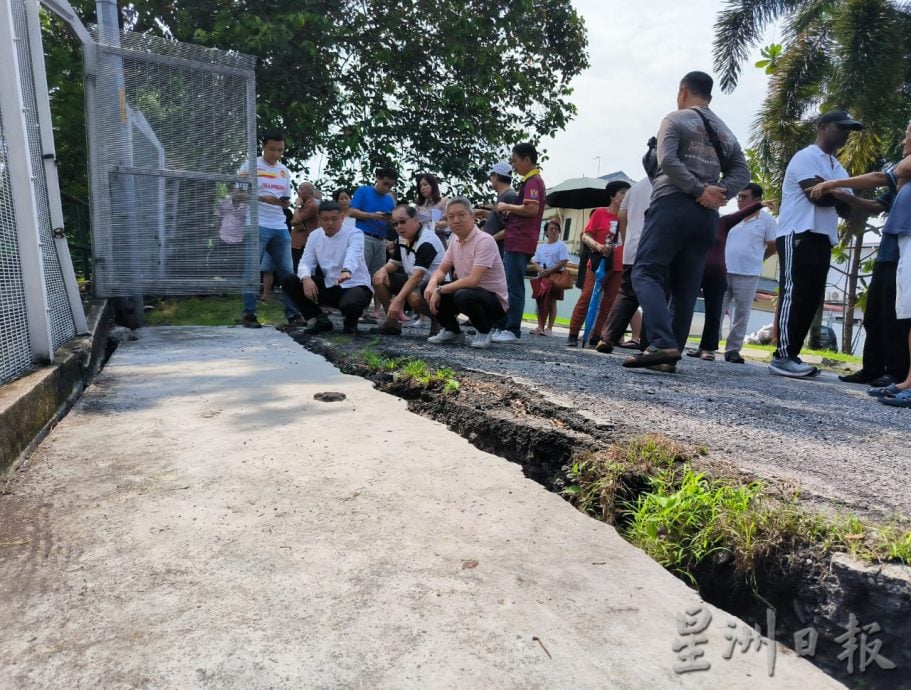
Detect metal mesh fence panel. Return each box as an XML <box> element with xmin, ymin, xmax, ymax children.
<box><xmin>89</xmin><ymin>26</ymin><xmax>258</xmax><ymax>296</ymax></box>
<box><xmin>0</xmin><ymin>105</ymin><xmax>32</xmax><ymax>384</ymax></box>
<box><xmin>12</xmin><ymin>0</ymin><xmax>75</xmax><ymax>349</ymax></box>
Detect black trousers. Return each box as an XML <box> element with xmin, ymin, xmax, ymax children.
<box><xmin>697</xmin><ymin>273</ymin><xmax>728</xmax><ymax>352</ymax></box>
<box><xmin>861</xmin><ymin>261</ymin><xmax>911</xmax><ymax>379</ymax></box>
<box><xmin>775</xmin><ymin>232</ymin><xmax>831</xmax><ymax>359</ymax></box>
<box><xmin>436</xmin><ymin>287</ymin><xmax>505</xmax><ymax>335</ymax></box>
<box><xmin>602</xmin><ymin>265</ymin><xmax>639</xmax><ymax>344</ymax></box>
<box><xmin>281</xmin><ymin>276</ymin><xmax>372</xmax><ymax>322</ymax></box>
<box><xmin>632</xmin><ymin>193</ymin><xmax>718</xmax><ymax>350</ymax></box>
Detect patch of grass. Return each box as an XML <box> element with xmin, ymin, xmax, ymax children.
<box><xmin>145</xmin><ymin>295</ymin><xmax>286</xmax><ymax>327</ymax></box>
<box><xmin>361</xmin><ymin>349</ymin><xmax>399</xmax><ymax>371</ymax></box>
<box><xmin>564</xmin><ymin>435</ymin><xmax>694</xmax><ymax>523</ymax></box>
<box><xmin>523</xmin><ymin>312</ymin><xmax>570</xmax><ymax>327</ymax></box>
<box><xmin>625</xmin><ymin>469</ymin><xmax>767</xmax><ymax>581</ymax></box>
<box><xmin>357</xmin><ymin>350</ymin><xmax>460</xmax><ymax>395</ymax></box>
<box><xmin>401</xmin><ymin>358</ymin><xmax>431</xmax><ymax>382</ymax></box>
<box><xmin>398</xmin><ymin>359</ymin><xmax>459</xmax><ymax>393</ymax></box>
<box><xmin>564</xmin><ymin>433</ymin><xmax>910</xmax><ymax>582</ymax></box>
<box><xmin>721</xmin><ymin>340</ymin><xmax>860</xmax><ymax>363</ymax></box>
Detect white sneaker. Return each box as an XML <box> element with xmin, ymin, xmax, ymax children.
<box><xmin>427</xmin><ymin>330</ymin><xmax>463</xmax><ymax>345</ymax></box>
<box><xmin>470</xmin><ymin>331</ymin><xmax>492</xmax><ymax>348</ymax></box>
<box><xmin>491</xmin><ymin>330</ymin><xmax>519</xmax><ymax>343</ymax></box>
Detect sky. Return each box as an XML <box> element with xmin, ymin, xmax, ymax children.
<box><xmin>539</xmin><ymin>0</ymin><xmax>779</xmax><ymax>187</ymax></box>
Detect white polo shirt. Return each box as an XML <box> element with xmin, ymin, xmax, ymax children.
<box><xmin>726</xmin><ymin>211</ymin><xmax>778</xmax><ymax>276</ymax></box>
<box><xmin>777</xmin><ymin>144</ymin><xmax>850</xmax><ymax>246</ymax></box>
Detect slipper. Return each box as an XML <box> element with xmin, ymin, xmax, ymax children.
<box><xmin>623</xmin><ymin>347</ymin><xmax>681</xmax><ymax>368</ymax></box>
<box><xmin>880</xmin><ymin>389</ymin><xmax>911</xmax><ymax>407</ymax></box>
<box><xmin>619</xmin><ymin>339</ymin><xmax>640</xmax><ymax>349</ymax></box>
<box><xmin>868</xmin><ymin>383</ymin><xmax>901</xmax><ymax>398</ymax></box>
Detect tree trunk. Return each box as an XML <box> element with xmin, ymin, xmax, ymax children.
<box><xmin>841</xmin><ymin>220</ymin><xmax>865</xmax><ymax>354</ymax></box>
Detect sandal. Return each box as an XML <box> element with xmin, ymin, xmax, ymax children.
<box><xmin>880</xmin><ymin>389</ymin><xmax>911</xmax><ymax>407</ymax></box>
<box><xmin>622</xmin><ymin>347</ymin><xmax>682</xmax><ymax>369</ymax></box>
<box><xmin>619</xmin><ymin>339</ymin><xmax>640</xmax><ymax>349</ymax></box>
<box><xmin>868</xmin><ymin>383</ymin><xmax>901</xmax><ymax>398</ymax></box>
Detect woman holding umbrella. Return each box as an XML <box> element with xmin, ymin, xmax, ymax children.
<box><xmin>565</xmin><ymin>180</ymin><xmax>630</xmax><ymax>347</ymax></box>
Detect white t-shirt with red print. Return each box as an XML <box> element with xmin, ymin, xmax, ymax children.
<box><xmin>239</xmin><ymin>157</ymin><xmax>292</xmax><ymax>230</ymax></box>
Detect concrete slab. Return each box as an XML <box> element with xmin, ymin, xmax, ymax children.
<box><xmin>0</xmin><ymin>327</ymin><xmax>842</xmax><ymax>688</ymax></box>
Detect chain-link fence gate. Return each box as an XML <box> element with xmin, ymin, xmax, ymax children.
<box><xmin>0</xmin><ymin>0</ymin><xmax>258</xmax><ymax>385</ymax></box>
<box><xmin>88</xmin><ymin>26</ymin><xmax>259</xmax><ymax>297</ymax></box>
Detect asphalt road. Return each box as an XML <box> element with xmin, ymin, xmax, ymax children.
<box><xmin>325</xmin><ymin>322</ymin><xmax>911</xmax><ymax>520</ymax></box>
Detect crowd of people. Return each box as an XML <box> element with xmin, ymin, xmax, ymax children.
<box><xmin>231</xmin><ymin>70</ymin><xmax>911</xmax><ymax>406</ymax></box>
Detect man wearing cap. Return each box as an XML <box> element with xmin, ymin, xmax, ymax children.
<box><xmin>483</xmin><ymin>161</ymin><xmax>520</xmax><ymax>257</ymax></box>
<box><xmin>625</xmin><ymin>71</ymin><xmax>750</xmax><ymax>371</ymax></box>
<box><xmin>770</xmin><ymin>110</ymin><xmax>874</xmax><ymax>378</ymax></box>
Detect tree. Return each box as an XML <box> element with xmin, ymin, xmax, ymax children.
<box><xmin>712</xmin><ymin>0</ymin><xmax>911</xmax><ymax>353</ymax></box>
<box><xmin>46</xmin><ymin>0</ymin><xmax>589</xmax><ymax>200</ymax></box>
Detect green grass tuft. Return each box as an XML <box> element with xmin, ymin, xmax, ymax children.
<box><xmin>565</xmin><ymin>434</ymin><xmax>911</xmax><ymax>581</ymax></box>
<box><xmin>145</xmin><ymin>295</ymin><xmax>286</xmax><ymax>327</ymax></box>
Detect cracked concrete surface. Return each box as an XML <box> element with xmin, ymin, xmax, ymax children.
<box><xmin>0</xmin><ymin>327</ymin><xmax>841</xmax><ymax>688</ymax></box>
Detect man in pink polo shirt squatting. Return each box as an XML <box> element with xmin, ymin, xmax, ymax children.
<box><xmin>423</xmin><ymin>198</ymin><xmax>509</xmax><ymax>349</ymax></box>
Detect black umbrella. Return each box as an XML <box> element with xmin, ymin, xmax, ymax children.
<box><xmin>545</xmin><ymin>177</ymin><xmax>632</xmax><ymax>210</ymax></box>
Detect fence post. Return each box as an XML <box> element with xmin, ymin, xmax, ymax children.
<box><xmin>25</xmin><ymin>0</ymin><xmax>88</xmax><ymax>334</ymax></box>
<box><xmin>0</xmin><ymin>0</ymin><xmax>54</xmax><ymax>362</ymax></box>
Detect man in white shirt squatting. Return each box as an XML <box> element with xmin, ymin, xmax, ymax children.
<box><xmin>281</xmin><ymin>200</ymin><xmax>373</xmax><ymax>335</ymax></box>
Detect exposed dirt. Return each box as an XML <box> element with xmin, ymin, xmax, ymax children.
<box><xmin>294</xmin><ymin>331</ymin><xmax>911</xmax><ymax>689</ymax></box>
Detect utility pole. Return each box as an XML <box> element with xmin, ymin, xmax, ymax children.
<box><xmin>593</xmin><ymin>156</ymin><xmax>601</xmax><ymax>177</ymax></box>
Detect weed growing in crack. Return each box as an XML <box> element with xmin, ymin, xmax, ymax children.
<box><xmin>400</xmin><ymin>360</ymin><xmax>459</xmax><ymax>394</ymax></box>
<box><xmin>361</xmin><ymin>349</ymin><xmax>400</xmax><ymax>371</ymax></box>
<box><xmin>358</xmin><ymin>350</ymin><xmax>460</xmax><ymax>395</ymax></box>
<box><xmin>564</xmin><ymin>435</ymin><xmax>693</xmax><ymax>523</ymax></box>
<box><xmin>624</xmin><ymin>468</ymin><xmax>767</xmax><ymax>582</ymax></box>
<box><xmin>564</xmin><ymin>433</ymin><xmax>911</xmax><ymax>581</ymax></box>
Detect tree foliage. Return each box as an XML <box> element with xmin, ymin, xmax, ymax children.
<box><xmin>45</xmin><ymin>0</ymin><xmax>588</xmax><ymax>199</ymax></box>
<box><xmin>712</xmin><ymin>0</ymin><xmax>911</xmax><ymax>352</ymax></box>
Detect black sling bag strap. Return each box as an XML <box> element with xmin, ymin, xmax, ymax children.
<box><xmin>690</xmin><ymin>107</ymin><xmax>727</xmax><ymax>172</ymax></box>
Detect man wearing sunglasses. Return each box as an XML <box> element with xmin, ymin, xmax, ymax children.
<box><xmin>373</xmin><ymin>205</ymin><xmax>445</xmax><ymax>336</ymax></box>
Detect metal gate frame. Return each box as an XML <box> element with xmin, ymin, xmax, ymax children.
<box><xmin>0</xmin><ymin>0</ymin><xmax>87</xmax><ymax>371</ymax></box>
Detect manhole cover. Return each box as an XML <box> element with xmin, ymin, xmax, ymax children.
<box><xmin>314</xmin><ymin>392</ymin><xmax>346</xmax><ymax>403</ymax></box>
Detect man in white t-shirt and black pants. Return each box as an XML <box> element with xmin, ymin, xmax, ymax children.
<box><xmin>772</xmin><ymin>110</ymin><xmax>875</xmax><ymax>377</ymax></box>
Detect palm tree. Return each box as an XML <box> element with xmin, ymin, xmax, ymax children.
<box><xmin>712</xmin><ymin>0</ymin><xmax>911</xmax><ymax>353</ymax></box>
